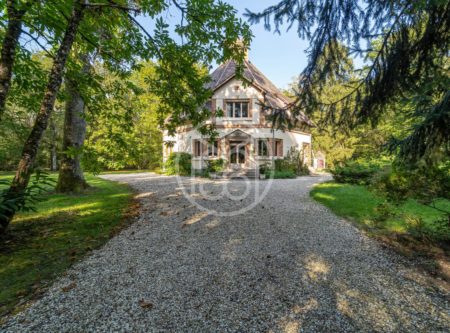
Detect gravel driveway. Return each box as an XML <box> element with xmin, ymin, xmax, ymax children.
<box><xmin>2</xmin><ymin>173</ymin><xmax>449</xmax><ymax>332</ymax></box>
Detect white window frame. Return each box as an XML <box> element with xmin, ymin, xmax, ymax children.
<box><xmin>225</xmin><ymin>100</ymin><xmax>250</xmax><ymax>118</ymax></box>
<box><xmin>207</xmin><ymin>141</ymin><xmax>218</xmax><ymax>157</ymax></box>
<box><xmin>257</xmin><ymin>139</ymin><xmax>269</xmax><ymax>156</ymax></box>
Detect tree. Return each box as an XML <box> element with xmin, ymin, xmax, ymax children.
<box><xmin>1</xmin><ymin>1</ymin><xmax>85</xmax><ymax>233</ymax></box>
<box><xmin>84</xmin><ymin>61</ymin><xmax>163</xmax><ymax>171</ymax></box>
<box><xmin>246</xmin><ymin>0</ymin><xmax>450</xmax><ymax>164</ymax></box>
<box><xmin>56</xmin><ymin>53</ymin><xmax>90</xmax><ymax>193</ymax></box>
<box><xmin>0</xmin><ymin>0</ymin><xmax>251</xmax><ymax>233</ymax></box>
<box><xmin>0</xmin><ymin>0</ymin><xmax>28</xmax><ymax>121</ymax></box>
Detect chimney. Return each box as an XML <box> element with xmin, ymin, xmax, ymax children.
<box><xmin>235</xmin><ymin>39</ymin><xmax>249</xmax><ymax>61</ymax></box>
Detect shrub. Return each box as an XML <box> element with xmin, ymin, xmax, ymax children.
<box><xmin>269</xmin><ymin>170</ymin><xmax>297</xmax><ymax>179</ymax></box>
<box><xmin>0</xmin><ymin>170</ymin><xmax>55</xmax><ymax>228</ymax></box>
<box><xmin>206</xmin><ymin>158</ymin><xmax>225</xmax><ymax>173</ymax></box>
<box><xmin>259</xmin><ymin>163</ymin><xmax>270</xmax><ymax>175</ymax></box>
<box><xmin>164</xmin><ymin>152</ymin><xmax>191</xmax><ymax>176</ymax></box>
<box><xmin>273</xmin><ymin>147</ymin><xmax>310</xmax><ymax>176</ymax></box>
<box><xmin>332</xmin><ymin>160</ymin><xmax>381</xmax><ymax>185</ymax></box>
<box><xmin>371</xmin><ymin>163</ymin><xmax>450</xmax><ymax>202</ymax></box>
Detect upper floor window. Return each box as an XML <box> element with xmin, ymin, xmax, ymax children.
<box><xmin>226</xmin><ymin>101</ymin><xmax>249</xmax><ymax>118</ymax></box>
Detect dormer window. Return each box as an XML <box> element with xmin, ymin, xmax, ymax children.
<box><xmin>225</xmin><ymin>100</ymin><xmax>249</xmax><ymax>118</ymax></box>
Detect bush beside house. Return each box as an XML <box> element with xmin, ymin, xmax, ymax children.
<box><xmin>164</xmin><ymin>152</ymin><xmax>192</xmax><ymax>176</ymax></box>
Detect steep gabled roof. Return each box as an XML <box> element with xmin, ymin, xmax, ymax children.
<box><xmin>207</xmin><ymin>59</ymin><xmax>313</xmax><ymax>127</ymax></box>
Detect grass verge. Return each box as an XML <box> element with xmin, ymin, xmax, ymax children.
<box><xmin>0</xmin><ymin>173</ymin><xmax>135</xmax><ymax>317</ymax></box>
<box><xmin>310</xmin><ymin>182</ymin><xmax>450</xmax><ymax>279</ymax></box>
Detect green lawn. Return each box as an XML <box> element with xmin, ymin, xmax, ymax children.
<box><xmin>310</xmin><ymin>182</ymin><xmax>450</xmax><ymax>241</ymax></box>
<box><xmin>0</xmin><ymin>173</ymin><xmax>133</xmax><ymax>317</ymax></box>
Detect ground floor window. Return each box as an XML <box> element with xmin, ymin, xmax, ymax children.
<box><xmin>193</xmin><ymin>140</ymin><xmax>201</xmax><ymax>157</ymax></box>
<box><xmin>257</xmin><ymin>139</ymin><xmax>269</xmax><ymax>156</ymax></box>
<box><xmin>193</xmin><ymin>139</ymin><xmax>218</xmax><ymax>157</ymax></box>
<box><xmin>208</xmin><ymin>140</ymin><xmax>218</xmax><ymax>157</ymax></box>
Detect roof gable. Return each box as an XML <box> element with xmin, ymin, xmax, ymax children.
<box><xmin>207</xmin><ymin>59</ymin><xmax>313</xmax><ymax>127</ymax></box>
<box><xmin>207</xmin><ymin>60</ymin><xmax>289</xmax><ymax>103</ymax></box>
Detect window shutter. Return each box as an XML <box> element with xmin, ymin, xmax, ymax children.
<box><xmin>245</xmin><ymin>143</ymin><xmax>250</xmax><ymax>166</ymax></box>
<box><xmin>268</xmin><ymin>138</ymin><xmax>274</xmax><ymax>156</ymax></box>
<box><xmin>211</xmin><ymin>99</ymin><xmax>216</xmax><ymax>123</ymax></box>
<box><xmin>217</xmin><ymin>139</ymin><xmax>221</xmax><ymax>156</ymax></box>
<box><xmin>202</xmin><ymin>140</ymin><xmax>208</xmax><ymax>156</ymax></box>
<box><xmin>195</xmin><ymin>140</ymin><xmax>201</xmax><ymax>157</ymax></box>
<box><xmin>211</xmin><ymin>99</ymin><xmax>216</xmax><ymax>113</ymax></box>
<box><xmin>277</xmin><ymin>140</ymin><xmax>283</xmax><ymax>157</ymax></box>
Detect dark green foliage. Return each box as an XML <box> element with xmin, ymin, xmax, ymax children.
<box><xmin>0</xmin><ymin>171</ymin><xmax>55</xmax><ymax>232</ymax></box>
<box><xmin>371</xmin><ymin>163</ymin><xmax>450</xmax><ymax>203</ymax></box>
<box><xmin>206</xmin><ymin>158</ymin><xmax>225</xmax><ymax>173</ymax></box>
<box><xmin>274</xmin><ymin>148</ymin><xmax>310</xmax><ymax>176</ymax></box>
<box><xmin>147</xmin><ymin>1</ymin><xmax>252</xmax><ymax>138</ymax></box>
<box><xmin>331</xmin><ymin>160</ymin><xmax>383</xmax><ymax>185</ymax></box>
<box><xmin>269</xmin><ymin>170</ymin><xmax>296</xmax><ymax>179</ymax></box>
<box><xmin>259</xmin><ymin>163</ymin><xmax>270</xmax><ymax>175</ymax></box>
<box><xmin>246</xmin><ymin>0</ymin><xmax>450</xmax><ymax>164</ymax></box>
<box><xmin>164</xmin><ymin>152</ymin><xmax>192</xmax><ymax>176</ymax></box>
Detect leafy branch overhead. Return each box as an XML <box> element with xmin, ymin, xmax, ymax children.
<box><xmin>0</xmin><ymin>0</ymin><xmax>251</xmax><ymax>232</ymax></box>
<box><xmin>246</xmin><ymin>0</ymin><xmax>450</xmax><ymax>164</ymax></box>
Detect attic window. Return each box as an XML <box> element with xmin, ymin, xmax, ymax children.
<box><xmin>234</xmin><ymin>85</ymin><xmax>240</xmax><ymax>91</ymax></box>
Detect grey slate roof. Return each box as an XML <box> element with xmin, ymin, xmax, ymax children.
<box><xmin>207</xmin><ymin>59</ymin><xmax>313</xmax><ymax>126</ymax></box>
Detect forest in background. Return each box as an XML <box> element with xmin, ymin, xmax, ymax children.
<box><xmin>0</xmin><ymin>59</ymin><xmax>162</xmax><ymax>172</ymax></box>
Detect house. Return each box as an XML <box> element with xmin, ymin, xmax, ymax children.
<box><xmin>163</xmin><ymin>55</ymin><xmax>314</xmax><ymax>173</ymax></box>
<box><xmin>313</xmin><ymin>151</ymin><xmax>326</xmax><ymax>170</ymax></box>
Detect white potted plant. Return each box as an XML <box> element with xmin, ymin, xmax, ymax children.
<box><xmin>259</xmin><ymin>164</ymin><xmax>267</xmax><ymax>180</ymax></box>
<box><xmin>208</xmin><ymin>158</ymin><xmax>224</xmax><ymax>179</ymax></box>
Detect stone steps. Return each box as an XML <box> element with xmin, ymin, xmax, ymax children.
<box><xmin>219</xmin><ymin>169</ymin><xmax>259</xmax><ymax>179</ymax></box>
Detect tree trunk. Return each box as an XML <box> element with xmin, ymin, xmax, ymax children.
<box><xmin>0</xmin><ymin>0</ymin><xmax>26</xmax><ymax>121</ymax></box>
<box><xmin>56</xmin><ymin>56</ymin><xmax>90</xmax><ymax>193</ymax></box>
<box><xmin>0</xmin><ymin>2</ymin><xmax>84</xmax><ymax>234</ymax></box>
<box><xmin>49</xmin><ymin>118</ymin><xmax>58</xmax><ymax>171</ymax></box>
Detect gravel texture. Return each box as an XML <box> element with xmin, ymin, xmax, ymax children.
<box><xmin>2</xmin><ymin>173</ymin><xmax>449</xmax><ymax>332</ymax></box>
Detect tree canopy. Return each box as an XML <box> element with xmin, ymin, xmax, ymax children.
<box><xmin>0</xmin><ymin>0</ymin><xmax>252</xmax><ymax>232</ymax></box>
<box><xmin>246</xmin><ymin>0</ymin><xmax>449</xmax><ymax>165</ymax></box>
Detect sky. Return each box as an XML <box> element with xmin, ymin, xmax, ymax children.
<box><xmin>137</xmin><ymin>0</ymin><xmax>311</xmax><ymax>90</ymax></box>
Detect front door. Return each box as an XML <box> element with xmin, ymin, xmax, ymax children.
<box><xmin>229</xmin><ymin>142</ymin><xmax>246</xmax><ymax>169</ymax></box>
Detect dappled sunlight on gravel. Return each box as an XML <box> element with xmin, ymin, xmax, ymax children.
<box><xmin>2</xmin><ymin>173</ymin><xmax>449</xmax><ymax>332</ymax></box>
